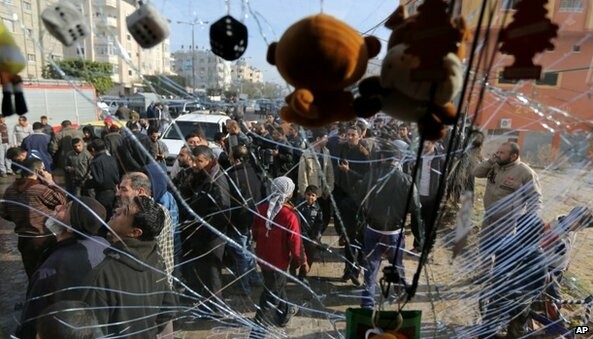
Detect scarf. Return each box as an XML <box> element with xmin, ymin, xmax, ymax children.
<box><xmin>265</xmin><ymin>176</ymin><xmax>295</xmax><ymax>232</ymax></box>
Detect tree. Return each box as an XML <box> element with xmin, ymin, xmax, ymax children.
<box><xmin>143</xmin><ymin>75</ymin><xmax>187</xmax><ymax>96</ymax></box>
<box><xmin>42</xmin><ymin>59</ymin><xmax>114</xmax><ymax>95</ymax></box>
<box><xmin>260</xmin><ymin>82</ymin><xmax>284</xmax><ymax>99</ymax></box>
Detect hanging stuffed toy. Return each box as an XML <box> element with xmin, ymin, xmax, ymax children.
<box><xmin>0</xmin><ymin>21</ymin><xmax>27</xmax><ymax>117</ymax></box>
<box><xmin>354</xmin><ymin>0</ymin><xmax>470</xmax><ymax>140</ymax></box>
<box><xmin>210</xmin><ymin>15</ymin><xmax>248</xmax><ymax>61</ymax></box>
<box><xmin>267</xmin><ymin>14</ymin><xmax>381</xmax><ymax>127</ymax></box>
<box><xmin>499</xmin><ymin>0</ymin><xmax>558</xmax><ymax>80</ymax></box>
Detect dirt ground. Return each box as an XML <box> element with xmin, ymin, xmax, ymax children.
<box><xmin>1</xmin><ymin>167</ymin><xmax>592</xmax><ymax>338</ymax></box>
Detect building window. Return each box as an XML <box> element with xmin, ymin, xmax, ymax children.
<box><xmin>497</xmin><ymin>71</ymin><xmax>519</xmax><ymax>85</ymax></box>
<box><xmin>77</xmin><ymin>47</ymin><xmax>85</xmax><ymax>56</ymax></box>
<box><xmin>27</xmin><ymin>53</ymin><xmax>35</xmax><ymax>61</ymax></box>
<box><xmin>2</xmin><ymin>18</ymin><xmax>14</xmax><ymax>32</ymax></box>
<box><xmin>23</xmin><ymin>1</ymin><xmax>32</xmax><ymax>11</ymax></box>
<box><xmin>502</xmin><ymin>0</ymin><xmax>520</xmax><ymax>10</ymax></box>
<box><xmin>559</xmin><ymin>0</ymin><xmax>583</xmax><ymax>12</ymax></box>
<box><xmin>536</xmin><ymin>72</ymin><xmax>559</xmax><ymax>86</ymax></box>
<box><xmin>112</xmin><ymin>64</ymin><xmax>119</xmax><ymax>74</ymax></box>
<box><xmin>128</xmin><ymin>70</ymin><xmax>132</xmax><ymax>76</ymax></box>
<box><xmin>573</xmin><ymin>45</ymin><xmax>581</xmax><ymax>52</ymax></box>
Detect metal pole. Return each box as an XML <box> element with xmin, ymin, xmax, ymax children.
<box><xmin>191</xmin><ymin>24</ymin><xmax>196</xmax><ymax>94</ymax></box>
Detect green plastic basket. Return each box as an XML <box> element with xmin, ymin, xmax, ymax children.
<box><xmin>345</xmin><ymin>308</ymin><xmax>422</xmax><ymax>339</ymax></box>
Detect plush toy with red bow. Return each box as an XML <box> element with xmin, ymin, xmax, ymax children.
<box><xmin>0</xmin><ymin>21</ymin><xmax>27</xmax><ymax>117</ymax></box>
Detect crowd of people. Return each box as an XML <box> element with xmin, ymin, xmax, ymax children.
<box><xmin>0</xmin><ymin>110</ymin><xmax>590</xmax><ymax>338</ymax></box>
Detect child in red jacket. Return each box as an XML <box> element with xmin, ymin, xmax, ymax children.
<box><xmin>251</xmin><ymin>176</ymin><xmax>308</xmax><ymax>332</ymax></box>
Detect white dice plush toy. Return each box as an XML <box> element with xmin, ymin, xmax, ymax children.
<box><xmin>126</xmin><ymin>2</ymin><xmax>170</xmax><ymax>49</ymax></box>
<box><xmin>41</xmin><ymin>0</ymin><xmax>90</xmax><ymax>47</ymax></box>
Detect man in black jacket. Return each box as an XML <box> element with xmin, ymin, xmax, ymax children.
<box><xmin>84</xmin><ymin>195</ymin><xmax>175</xmax><ymax>338</ymax></box>
<box><xmin>86</xmin><ymin>139</ymin><xmax>120</xmax><ymax>219</ymax></box>
<box><xmin>175</xmin><ymin>145</ymin><xmax>231</xmax><ymax>302</ymax></box>
<box><xmin>333</xmin><ymin>125</ymin><xmax>370</xmax><ymax>285</ymax></box>
<box><xmin>225</xmin><ymin>144</ymin><xmax>264</xmax><ymax>295</ymax></box>
<box><xmin>358</xmin><ymin>145</ymin><xmax>423</xmax><ymax>309</ymax></box>
<box><xmin>117</xmin><ymin>123</ymin><xmax>151</xmax><ymax>173</ymax></box>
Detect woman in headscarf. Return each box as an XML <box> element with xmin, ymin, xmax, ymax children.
<box><xmin>251</xmin><ymin>176</ymin><xmax>308</xmax><ymax>331</ymax></box>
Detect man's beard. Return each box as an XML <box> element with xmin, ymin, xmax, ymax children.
<box><xmin>496</xmin><ymin>158</ymin><xmax>512</xmax><ymax>166</ymax></box>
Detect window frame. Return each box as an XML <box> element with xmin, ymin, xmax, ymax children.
<box><xmin>559</xmin><ymin>0</ymin><xmax>584</xmax><ymax>12</ymax></box>
<box><xmin>502</xmin><ymin>0</ymin><xmax>520</xmax><ymax>10</ymax></box>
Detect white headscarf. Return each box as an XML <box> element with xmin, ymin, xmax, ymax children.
<box><xmin>265</xmin><ymin>176</ymin><xmax>295</xmax><ymax>232</ymax></box>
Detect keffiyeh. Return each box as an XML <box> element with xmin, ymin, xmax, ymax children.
<box><xmin>265</xmin><ymin>176</ymin><xmax>296</xmax><ymax>231</ymax></box>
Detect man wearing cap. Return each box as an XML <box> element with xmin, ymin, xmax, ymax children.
<box><xmin>84</xmin><ymin>195</ymin><xmax>175</xmax><ymax>338</ymax></box>
<box><xmin>15</xmin><ymin>197</ymin><xmax>109</xmax><ymax>339</ymax></box>
<box><xmin>20</xmin><ymin>122</ymin><xmax>52</xmax><ymax>171</ymax></box>
<box><xmin>101</xmin><ymin>116</ymin><xmax>114</xmax><ymax>139</ymax></box>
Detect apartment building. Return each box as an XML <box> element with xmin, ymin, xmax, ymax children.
<box><xmin>0</xmin><ymin>0</ymin><xmax>172</xmax><ymax>95</ymax></box>
<box><xmin>63</xmin><ymin>0</ymin><xmax>172</xmax><ymax>95</ymax></box>
<box><xmin>231</xmin><ymin>57</ymin><xmax>263</xmax><ymax>84</ymax></box>
<box><xmin>172</xmin><ymin>49</ymin><xmax>241</xmax><ymax>91</ymax></box>
<box><xmin>460</xmin><ymin>0</ymin><xmax>592</xmax><ymax>155</ymax></box>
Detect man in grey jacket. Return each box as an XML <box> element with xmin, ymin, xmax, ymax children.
<box><xmin>474</xmin><ymin>142</ymin><xmax>542</xmax><ymax>257</ymax></box>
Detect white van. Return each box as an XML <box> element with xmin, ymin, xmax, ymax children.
<box><xmin>160</xmin><ymin>113</ymin><xmax>230</xmax><ymax>172</ymax></box>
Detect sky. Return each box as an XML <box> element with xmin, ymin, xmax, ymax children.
<box><xmin>151</xmin><ymin>0</ymin><xmax>400</xmax><ymax>84</ymax></box>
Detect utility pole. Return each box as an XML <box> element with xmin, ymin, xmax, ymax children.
<box><xmin>177</xmin><ymin>19</ymin><xmax>208</xmax><ymax>95</ymax></box>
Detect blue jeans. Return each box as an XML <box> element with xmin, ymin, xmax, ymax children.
<box><xmin>227</xmin><ymin>227</ymin><xmax>261</xmax><ymax>291</ymax></box>
<box><xmin>361</xmin><ymin>227</ymin><xmax>405</xmax><ymax>309</ymax></box>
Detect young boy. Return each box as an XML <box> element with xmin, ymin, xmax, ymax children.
<box><xmin>293</xmin><ymin>185</ymin><xmax>324</xmax><ymax>283</ymax></box>
<box><xmin>64</xmin><ymin>137</ymin><xmax>92</xmax><ymax>198</ymax></box>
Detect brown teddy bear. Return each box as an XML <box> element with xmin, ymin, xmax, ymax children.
<box><xmin>267</xmin><ymin>14</ymin><xmax>380</xmax><ymax>127</ymax></box>
<box><xmin>354</xmin><ymin>2</ymin><xmax>470</xmax><ymax>140</ymax></box>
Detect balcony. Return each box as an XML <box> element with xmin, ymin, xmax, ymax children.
<box><xmin>96</xmin><ymin>17</ymin><xmax>118</xmax><ymax>28</ymax></box>
<box><xmin>94</xmin><ymin>0</ymin><xmax>117</xmax><ymax>8</ymax></box>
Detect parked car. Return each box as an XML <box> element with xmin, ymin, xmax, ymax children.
<box><xmin>78</xmin><ymin>120</ymin><xmax>124</xmax><ymax>138</ymax></box>
<box><xmin>160</xmin><ymin>113</ymin><xmax>230</xmax><ymax>172</ymax></box>
<box><xmin>163</xmin><ymin>100</ymin><xmax>206</xmax><ymax>119</ymax></box>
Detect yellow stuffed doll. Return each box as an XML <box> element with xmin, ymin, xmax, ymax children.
<box><xmin>0</xmin><ymin>21</ymin><xmax>27</xmax><ymax>116</ymax></box>
<box><xmin>354</xmin><ymin>2</ymin><xmax>470</xmax><ymax>140</ymax></box>
<box><xmin>267</xmin><ymin>14</ymin><xmax>381</xmax><ymax>127</ymax></box>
